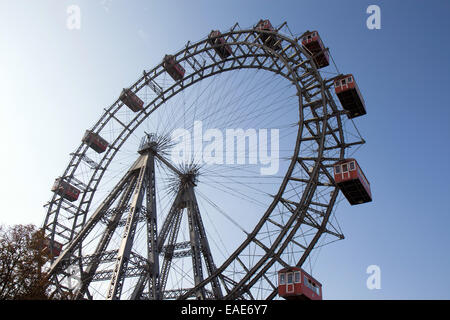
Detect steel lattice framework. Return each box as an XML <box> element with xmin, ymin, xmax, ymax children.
<box><xmin>42</xmin><ymin>21</ymin><xmax>365</xmax><ymax>300</ymax></box>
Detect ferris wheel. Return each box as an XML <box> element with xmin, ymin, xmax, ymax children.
<box><xmin>42</xmin><ymin>20</ymin><xmax>371</xmax><ymax>300</ymax></box>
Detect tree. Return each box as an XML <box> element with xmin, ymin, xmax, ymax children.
<box><xmin>0</xmin><ymin>224</ymin><xmax>52</xmax><ymax>299</ymax></box>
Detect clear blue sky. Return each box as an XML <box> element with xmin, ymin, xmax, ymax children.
<box><xmin>1</xmin><ymin>0</ymin><xmax>449</xmax><ymax>299</ymax></box>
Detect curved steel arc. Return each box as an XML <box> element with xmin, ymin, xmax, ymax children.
<box><xmin>180</xmin><ymin>61</ymin><xmax>336</xmax><ymax>300</ymax></box>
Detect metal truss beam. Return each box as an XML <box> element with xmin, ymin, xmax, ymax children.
<box><xmin>106</xmin><ymin>153</ymin><xmax>155</xmax><ymax>300</ymax></box>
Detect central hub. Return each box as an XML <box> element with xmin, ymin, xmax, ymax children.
<box><xmin>179</xmin><ymin>165</ymin><xmax>200</xmax><ymax>186</ymax></box>
<box><xmin>138</xmin><ymin>133</ymin><xmax>173</xmax><ymax>155</ymax></box>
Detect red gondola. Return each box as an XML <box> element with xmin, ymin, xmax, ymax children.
<box><xmin>51</xmin><ymin>178</ymin><xmax>80</xmax><ymax>202</ymax></box>
<box><xmin>301</xmin><ymin>31</ymin><xmax>329</xmax><ymax>69</ymax></box>
<box><xmin>82</xmin><ymin>130</ymin><xmax>109</xmax><ymax>153</ymax></box>
<box><xmin>208</xmin><ymin>30</ymin><xmax>232</xmax><ymax>59</ymax></box>
<box><xmin>163</xmin><ymin>55</ymin><xmax>185</xmax><ymax>81</ymax></box>
<box><xmin>43</xmin><ymin>238</ymin><xmax>63</xmax><ymax>257</ymax></box>
<box><xmin>334</xmin><ymin>74</ymin><xmax>367</xmax><ymax>119</ymax></box>
<box><xmin>120</xmin><ymin>88</ymin><xmax>144</xmax><ymax>112</ymax></box>
<box><xmin>334</xmin><ymin>158</ymin><xmax>372</xmax><ymax>205</ymax></box>
<box><xmin>255</xmin><ymin>19</ymin><xmax>282</xmax><ymax>51</ymax></box>
<box><xmin>278</xmin><ymin>267</ymin><xmax>322</xmax><ymax>300</ymax></box>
